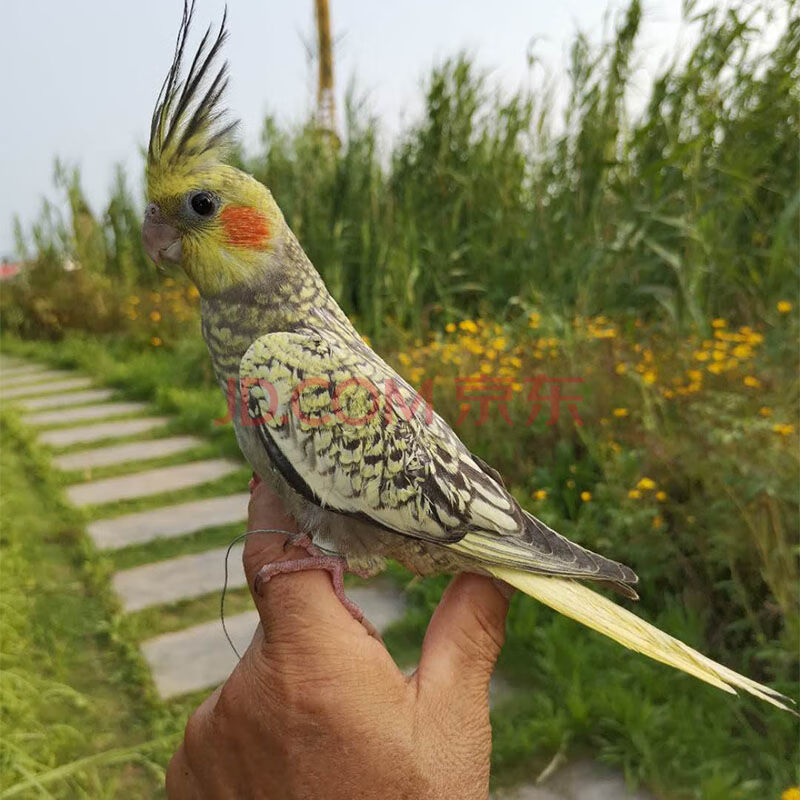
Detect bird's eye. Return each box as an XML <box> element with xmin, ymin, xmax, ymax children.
<box><xmin>189</xmin><ymin>191</ymin><xmax>217</xmax><ymax>217</ymax></box>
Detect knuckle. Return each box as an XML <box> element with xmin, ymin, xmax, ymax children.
<box><xmin>473</xmin><ymin>602</ymin><xmax>507</xmax><ymax>653</ymax></box>
<box><xmin>458</xmin><ymin>604</ymin><xmax>506</xmax><ymax>667</ymax></box>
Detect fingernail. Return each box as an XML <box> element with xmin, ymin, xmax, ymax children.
<box><xmin>492</xmin><ymin>578</ymin><xmax>515</xmax><ymax>601</ymax></box>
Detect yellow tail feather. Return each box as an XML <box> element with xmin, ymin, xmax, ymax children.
<box><xmin>488</xmin><ymin>566</ymin><xmax>794</xmax><ymax>712</ymax></box>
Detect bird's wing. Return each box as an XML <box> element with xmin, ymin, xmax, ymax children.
<box><xmin>239</xmin><ymin>329</ymin><xmax>637</xmax><ymax>586</ymax></box>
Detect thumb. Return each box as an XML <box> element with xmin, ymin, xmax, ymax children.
<box><xmin>417</xmin><ymin>573</ymin><xmax>510</xmax><ymax>699</ymax></box>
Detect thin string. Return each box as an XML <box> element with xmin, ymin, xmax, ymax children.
<box><xmin>220</xmin><ymin>528</ymin><xmax>294</xmax><ymax>659</ymax></box>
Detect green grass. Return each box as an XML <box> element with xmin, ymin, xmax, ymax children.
<box><xmin>106</xmin><ymin>521</ymin><xmax>245</xmax><ymax>571</ymax></box>
<box><xmin>0</xmin><ymin>414</ymin><xmax>173</xmax><ymax>798</ymax></box>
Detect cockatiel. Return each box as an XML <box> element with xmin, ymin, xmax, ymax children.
<box><xmin>142</xmin><ymin>2</ymin><xmax>791</xmax><ymax>711</ymax></box>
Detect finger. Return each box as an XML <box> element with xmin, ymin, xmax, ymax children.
<box><xmin>417</xmin><ymin>573</ymin><xmax>510</xmax><ymax>699</ymax></box>
<box><xmin>242</xmin><ymin>481</ymin><xmax>356</xmax><ymax>645</ymax></box>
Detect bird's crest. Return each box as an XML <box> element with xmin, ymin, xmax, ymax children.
<box><xmin>147</xmin><ymin>1</ymin><xmax>238</xmax><ymax>199</ymax></box>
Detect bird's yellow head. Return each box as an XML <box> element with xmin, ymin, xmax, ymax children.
<box><xmin>143</xmin><ymin>2</ymin><xmax>285</xmax><ymax>297</ymax></box>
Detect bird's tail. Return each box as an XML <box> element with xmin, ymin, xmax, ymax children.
<box><xmin>487</xmin><ymin>565</ymin><xmax>794</xmax><ymax>712</ymax></box>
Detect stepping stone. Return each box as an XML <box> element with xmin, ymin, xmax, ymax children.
<box><xmin>114</xmin><ymin>544</ymin><xmax>246</xmax><ymax>612</ymax></box>
<box><xmin>23</xmin><ymin>401</ymin><xmax>148</xmax><ymax>428</ymax></box>
<box><xmin>143</xmin><ymin>611</ymin><xmax>258</xmax><ymax>698</ymax></box>
<box><xmin>38</xmin><ymin>417</ymin><xmax>167</xmax><ymax>448</ymax></box>
<box><xmin>0</xmin><ymin>369</ymin><xmax>74</xmax><ymax>388</ymax></box>
<box><xmin>53</xmin><ymin>435</ymin><xmax>202</xmax><ymax>472</ymax></box>
<box><xmin>141</xmin><ymin>580</ymin><xmax>406</xmax><ymax>698</ymax></box>
<box><xmin>66</xmin><ymin>458</ymin><xmax>241</xmax><ymax>507</ymax></box>
<box><xmin>1</xmin><ymin>364</ymin><xmax>45</xmax><ymax>379</ymax></box>
<box><xmin>88</xmin><ymin>493</ymin><xmax>250</xmax><ymax>550</ymax></box>
<box><xmin>19</xmin><ymin>389</ymin><xmax>114</xmax><ymax>411</ymax></box>
<box><xmin>1</xmin><ymin>377</ymin><xmax>93</xmax><ymax>400</ymax></box>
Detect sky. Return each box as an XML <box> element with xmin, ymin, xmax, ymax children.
<box><xmin>1</xmin><ymin>0</ymin><xmax>690</xmax><ymax>258</ymax></box>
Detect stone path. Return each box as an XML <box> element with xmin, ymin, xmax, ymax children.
<box><xmin>38</xmin><ymin>417</ymin><xmax>169</xmax><ymax>448</ymax></box>
<box><xmin>19</xmin><ymin>388</ymin><xmax>115</xmax><ymax>411</ymax></box>
<box><xmin>87</xmin><ymin>493</ymin><xmax>250</xmax><ymax>550</ymax></box>
<box><xmin>65</xmin><ymin>459</ymin><xmax>240</xmax><ymax>506</ymax></box>
<box><xmin>0</xmin><ymin>376</ymin><xmax>92</xmax><ymax>399</ymax></box>
<box><xmin>52</xmin><ymin>435</ymin><xmax>202</xmax><ymax>471</ymax></box>
<box><xmin>0</xmin><ymin>357</ymin><xmax>407</xmax><ymax>701</ymax></box>
<box><xmin>0</xmin><ymin>355</ymin><xmax>654</xmax><ymax>799</ymax></box>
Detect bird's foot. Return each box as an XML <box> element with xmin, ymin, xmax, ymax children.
<box><xmin>253</xmin><ymin>553</ymin><xmax>382</xmax><ymax>641</ymax></box>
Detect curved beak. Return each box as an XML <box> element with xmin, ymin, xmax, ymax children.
<box><xmin>142</xmin><ymin>203</ymin><xmax>182</xmax><ymax>265</ymax></box>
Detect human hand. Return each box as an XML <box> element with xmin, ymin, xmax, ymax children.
<box><xmin>166</xmin><ymin>481</ymin><xmax>511</xmax><ymax>799</ymax></box>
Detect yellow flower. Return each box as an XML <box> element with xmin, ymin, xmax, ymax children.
<box><xmin>528</xmin><ymin>313</ymin><xmax>540</xmax><ymax>329</ymax></box>
<box><xmin>615</xmin><ymin>363</ymin><xmax>627</xmax><ymax>375</ymax></box>
<box><xmin>128</xmin><ymin>295</ymin><xmax>140</xmax><ymax>305</ymax></box>
<box><xmin>773</xmin><ymin>423</ymin><xmax>795</xmax><ymax>436</ymax></box>
<box><xmin>580</xmin><ymin>491</ymin><xmax>592</xmax><ymax>502</ymax></box>
<box><xmin>711</xmin><ymin>318</ymin><xmax>726</xmax><ymax>328</ymax></box>
<box><xmin>652</xmin><ymin>515</ymin><xmax>663</xmax><ymax>528</ymax></box>
<box><xmin>533</xmin><ymin>489</ymin><xmax>548</xmax><ymax>500</ymax></box>
<box><xmin>398</xmin><ymin>353</ymin><xmax>411</xmax><ymax>366</ymax></box>
<box><xmin>655</xmin><ymin>490</ymin><xmax>667</xmax><ymax>502</ymax></box>
<box><xmin>711</xmin><ymin>349</ymin><xmax>726</xmax><ymax>362</ymax></box>
<box><xmin>732</xmin><ymin>344</ymin><xmax>752</xmax><ymax>359</ymax></box>
<box><xmin>445</xmin><ymin>322</ymin><xmax>456</xmax><ymax>333</ymax></box>
<box><xmin>637</xmin><ymin>477</ymin><xmax>657</xmax><ymax>491</ymax></box>
<box><xmin>508</xmin><ymin>356</ymin><xmax>522</xmax><ymax>368</ymax></box>
<box><xmin>492</xmin><ymin>336</ymin><xmax>507</xmax><ymax>350</ymax></box>
<box><xmin>781</xmin><ymin>788</ymin><xmax>800</xmax><ymax>800</ymax></box>
<box><xmin>613</xmin><ymin>408</ymin><xmax>629</xmax><ymax>417</ymax></box>
<box><xmin>777</xmin><ymin>300</ymin><xmax>793</xmax><ymax>314</ymax></box>
<box><xmin>150</xmin><ymin>310</ymin><xmax>162</xmax><ymax>322</ymax></box>
<box><xmin>759</xmin><ymin>406</ymin><xmax>771</xmax><ymax>417</ymax></box>
<box><xmin>628</xmin><ymin>489</ymin><xmax>641</xmax><ymax>499</ymax></box>
<box><xmin>693</xmin><ymin>350</ymin><xmax>710</xmax><ymax>362</ymax></box>
<box><xmin>150</xmin><ymin>336</ymin><xmax>163</xmax><ymax>347</ymax></box>
<box><xmin>707</xmin><ymin>362</ymin><xmax>724</xmax><ymax>374</ymax></box>
<box><xmin>743</xmin><ymin>375</ymin><xmax>761</xmax><ymax>388</ymax></box>
<box><xmin>642</xmin><ymin>370</ymin><xmax>656</xmax><ymax>385</ymax></box>
<box><xmin>566</xmin><ymin>479</ymin><xmax>576</xmax><ymax>489</ymax></box>
<box><xmin>480</xmin><ymin>362</ymin><xmax>492</xmax><ymax>374</ymax></box>
<box><xmin>459</xmin><ymin>319</ymin><xmax>478</xmax><ymax>334</ymax></box>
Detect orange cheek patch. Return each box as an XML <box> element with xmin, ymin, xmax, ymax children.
<box><xmin>220</xmin><ymin>206</ymin><xmax>270</xmax><ymax>249</ymax></box>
